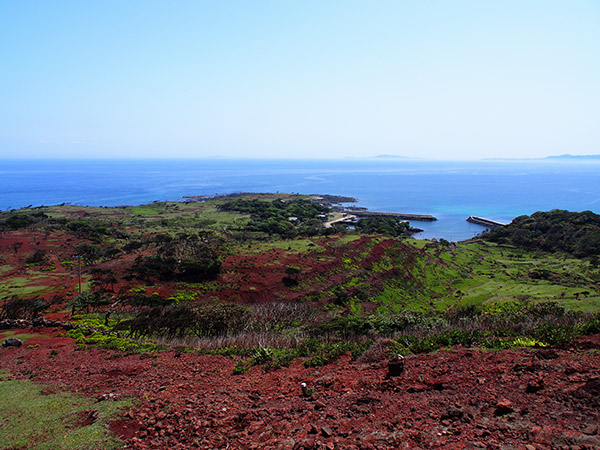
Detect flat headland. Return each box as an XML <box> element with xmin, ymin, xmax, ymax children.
<box><xmin>346</xmin><ymin>210</ymin><xmax>437</xmax><ymax>221</ymax></box>
<box><xmin>183</xmin><ymin>192</ymin><xmax>437</xmax><ymax>222</ymax></box>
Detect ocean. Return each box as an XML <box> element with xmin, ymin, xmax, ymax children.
<box><xmin>1</xmin><ymin>158</ymin><xmax>599</xmax><ymax>242</ymax></box>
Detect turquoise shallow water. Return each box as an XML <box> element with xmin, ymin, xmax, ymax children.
<box><xmin>1</xmin><ymin>158</ymin><xmax>599</xmax><ymax>241</ymax></box>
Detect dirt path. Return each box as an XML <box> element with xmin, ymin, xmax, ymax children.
<box><xmin>324</xmin><ymin>214</ymin><xmax>356</xmax><ymax>228</ymax></box>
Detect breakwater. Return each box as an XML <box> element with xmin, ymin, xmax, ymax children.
<box><xmin>346</xmin><ymin>210</ymin><xmax>437</xmax><ymax>221</ymax></box>
<box><xmin>466</xmin><ymin>216</ymin><xmax>507</xmax><ymax>228</ymax></box>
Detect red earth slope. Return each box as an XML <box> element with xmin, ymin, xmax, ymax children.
<box><xmin>1</xmin><ymin>327</ymin><xmax>599</xmax><ymax>449</ymax></box>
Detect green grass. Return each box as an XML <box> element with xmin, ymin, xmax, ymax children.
<box><xmin>414</xmin><ymin>241</ymin><xmax>600</xmax><ymax>313</ymax></box>
<box><xmin>0</xmin><ymin>275</ymin><xmax>55</xmax><ymax>297</ymax></box>
<box><xmin>0</xmin><ymin>331</ymin><xmax>47</xmax><ymax>343</ymax></box>
<box><xmin>0</xmin><ymin>374</ymin><xmax>131</xmax><ymax>450</ymax></box>
<box><xmin>128</xmin><ymin>205</ymin><xmax>165</xmax><ymax>216</ymax></box>
<box><xmin>328</xmin><ymin>234</ymin><xmax>362</xmax><ymax>245</ymax></box>
<box><xmin>251</xmin><ymin>238</ymin><xmax>324</xmax><ymax>253</ymax></box>
<box><xmin>404</xmin><ymin>238</ymin><xmax>429</xmax><ymax>249</ymax></box>
<box><xmin>356</xmin><ymin>239</ymin><xmax>600</xmax><ymax>318</ymax></box>
<box><xmin>0</xmin><ymin>264</ymin><xmax>14</xmax><ymax>275</ymax></box>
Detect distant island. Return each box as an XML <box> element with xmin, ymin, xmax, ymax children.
<box><xmin>372</xmin><ymin>154</ymin><xmax>412</xmax><ymax>159</ymax></box>
<box><xmin>483</xmin><ymin>154</ymin><xmax>600</xmax><ymax>161</ymax></box>
<box><xmin>544</xmin><ymin>154</ymin><xmax>600</xmax><ymax>160</ymax></box>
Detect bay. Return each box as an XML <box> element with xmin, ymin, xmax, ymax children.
<box><xmin>1</xmin><ymin>158</ymin><xmax>599</xmax><ymax>241</ymax></box>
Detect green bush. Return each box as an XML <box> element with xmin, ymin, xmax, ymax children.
<box><xmin>303</xmin><ymin>354</ymin><xmax>329</xmax><ymax>368</ymax></box>
<box><xmin>67</xmin><ymin>329</ymin><xmax>160</xmax><ymax>353</ymax></box>
<box><xmin>577</xmin><ymin>318</ymin><xmax>600</xmax><ymax>335</ymax></box>
<box><xmin>533</xmin><ymin>322</ymin><xmax>575</xmax><ymax>345</ymax></box>
<box><xmin>251</xmin><ymin>347</ymin><xmax>275</xmax><ymax>365</ymax></box>
<box><xmin>232</xmin><ymin>359</ymin><xmax>250</xmax><ymax>375</ymax></box>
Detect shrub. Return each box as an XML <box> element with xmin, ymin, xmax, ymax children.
<box><xmin>303</xmin><ymin>354</ymin><xmax>329</xmax><ymax>368</ymax></box>
<box><xmin>0</xmin><ymin>296</ymin><xmax>48</xmax><ymax>320</ymax></box>
<box><xmin>79</xmin><ymin>332</ymin><xmax>160</xmax><ymax>353</ymax></box>
<box><xmin>232</xmin><ymin>359</ymin><xmax>250</xmax><ymax>375</ymax></box>
<box><xmin>534</xmin><ymin>322</ymin><xmax>575</xmax><ymax>345</ymax></box>
<box><xmin>485</xmin><ymin>209</ymin><xmax>600</xmax><ymax>258</ymax></box>
<box><xmin>191</xmin><ymin>301</ymin><xmax>251</xmax><ymax>338</ymax></box>
<box><xmin>577</xmin><ymin>318</ymin><xmax>600</xmax><ymax>335</ymax></box>
<box><xmin>251</xmin><ymin>347</ymin><xmax>274</xmax><ymax>365</ymax></box>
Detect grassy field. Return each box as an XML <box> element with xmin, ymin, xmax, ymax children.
<box><xmin>0</xmin><ymin>331</ymin><xmax>48</xmax><ymax>343</ymax></box>
<box><xmin>0</xmin><ymin>276</ymin><xmax>55</xmax><ymax>298</ymax></box>
<box><xmin>0</xmin><ymin>372</ymin><xmax>131</xmax><ymax>450</ymax></box>
<box><xmin>442</xmin><ymin>242</ymin><xmax>600</xmax><ymax>312</ymax></box>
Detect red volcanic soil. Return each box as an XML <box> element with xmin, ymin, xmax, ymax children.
<box><xmin>0</xmin><ymin>230</ymin><xmax>85</xmax><ymax>298</ymax></box>
<box><xmin>0</xmin><ymin>228</ymin><xmax>413</xmax><ymax>307</ymax></box>
<box><xmin>2</xmin><ymin>328</ymin><xmax>599</xmax><ymax>449</ymax></box>
<box><xmin>216</xmin><ymin>236</ymin><xmax>417</xmax><ymax>305</ymax></box>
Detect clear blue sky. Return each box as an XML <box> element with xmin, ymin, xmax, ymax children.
<box><xmin>1</xmin><ymin>1</ymin><xmax>599</xmax><ymax>160</ymax></box>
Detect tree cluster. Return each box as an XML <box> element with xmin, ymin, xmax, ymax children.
<box><xmin>485</xmin><ymin>209</ymin><xmax>600</xmax><ymax>257</ymax></box>
<box><xmin>0</xmin><ymin>211</ymin><xmax>48</xmax><ymax>231</ymax></box>
<box><xmin>219</xmin><ymin>198</ymin><xmax>329</xmax><ymax>237</ymax></box>
<box><xmin>128</xmin><ymin>237</ymin><xmax>221</xmax><ymax>283</ymax></box>
<box><xmin>1</xmin><ymin>296</ymin><xmax>47</xmax><ymax>319</ymax></box>
<box><xmin>354</xmin><ymin>217</ymin><xmax>410</xmax><ymax>237</ymax></box>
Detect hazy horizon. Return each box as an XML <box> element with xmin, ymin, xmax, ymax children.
<box><xmin>2</xmin><ymin>153</ymin><xmax>600</xmax><ymax>163</ymax></box>
<box><xmin>1</xmin><ymin>1</ymin><xmax>599</xmax><ymax>160</ymax></box>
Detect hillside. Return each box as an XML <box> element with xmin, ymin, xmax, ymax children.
<box><xmin>1</xmin><ymin>194</ymin><xmax>599</xmax><ymax>449</ymax></box>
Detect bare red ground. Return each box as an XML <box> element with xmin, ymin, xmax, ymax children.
<box><xmin>0</xmin><ymin>230</ymin><xmax>84</xmax><ymax>298</ymax></box>
<box><xmin>1</xmin><ymin>230</ymin><xmax>415</xmax><ymax>307</ymax></box>
<box><xmin>2</xmin><ymin>328</ymin><xmax>599</xmax><ymax>449</ymax></box>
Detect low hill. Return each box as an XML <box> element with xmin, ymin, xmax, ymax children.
<box><xmin>485</xmin><ymin>209</ymin><xmax>600</xmax><ymax>258</ymax></box>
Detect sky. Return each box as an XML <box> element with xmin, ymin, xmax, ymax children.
<box><xmin>1</xmin><ymin>1</ymin><xmax>599</xmax><ymax>160</ymax></box>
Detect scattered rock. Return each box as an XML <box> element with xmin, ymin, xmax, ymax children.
<box><xmin>1</xmin><ymin>322</ymin><xmax>599</xmax><ymax>449</ymax></box>
<box><xmin>526</xmin><ymin>378</ymin><xmax>544</xmax><ymax>393</ymax></box>
<box><xmin>74</xmin><ymin>409</ymin><xmax>98</xmax><ymax>427</ymax></box>
<box><xmin>97</xmin><ymin>392</ymin><xmax>121</xmax><ymax>402</ymax></box>
<box><xmin>386</xmin><ymin>354</ymin><xmax>405</xmax><ymax>378</ymax></box>
<box><xmin>431</xmin><ymin>381</ymin><xmax>446</xmax><ymax>391</ymax></box>
<box><xmin>512</xmin><ymin>363</ymin><xmax>539</xmax><ymax>373</ymax></box>
<box><xmin>406</xmin><ymin>383</ymin><xmax>430</xmax><ymax>393</ymax></box>
<box><xmin>293</xmin><ymin>438</ymin><xmax>317</xmax><ymax>450</ymax></box>
<box><xmin>573</xmin><ymin>377</ymin><xmax>600</xmax><ymax>406</ymax></box>
<box><xmin>534</xmin><ymin>349</ymin><xmax>559</xmax><ymax>360</ymax></box>
<box><xmin>441</xmin><ymin>408</ymin><xmax>464</xmax><ymax>422</ymax></box>
<box><xmin>494</xmin><ymin>400</ymin><xmax>514</xmax><ymax>416</ymax></box>
<box><xmin>321</xmin><ymin>425</ymin><xmax>333</xmax><ymax>437</ymax></box>
<box><xmin>313</xmin><ymin>400</ymin><xmax>326</xmax><ymax>410</ymax></box>
<box><xmin>2</xmin><ymin>337</ymin><xmax>23</xmax><ymax>348</ymax></box>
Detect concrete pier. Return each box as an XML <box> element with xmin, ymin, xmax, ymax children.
<box><xmin>346</xmin><ymin>210</ymin><xmax>437</xmax><ymax>221</ymax></box>
<box><xmin>466</xmin><ymin>216</ymin><xmax>507</xmax><ymax>228</ymax></box>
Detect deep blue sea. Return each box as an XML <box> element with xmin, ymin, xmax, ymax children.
<box><xmin>1</xmin><ymin>158</ymin><xmax>600</xmax><ymax>242</ymax></box>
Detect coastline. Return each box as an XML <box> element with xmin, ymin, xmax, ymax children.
<box><xmin>2</xmin><ymin>158</ymin><xmax>597</xmax><ymax>240</ymax></box>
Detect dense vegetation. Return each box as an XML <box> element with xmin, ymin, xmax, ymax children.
<box><xmin>128</xmin><ymin>237</ymin><xmax>221</xmax><ymax>283</ymax></box>
<box><xmin>354</xmin><ymin>216</ymin><xmax>410</xmax><ymax>237</ymax></box>
<box><xmin>486</xmin><ymin>209</ymin><xmax>600</xmax><ymax>258</ymax></box>
<box><xmin>218</xmin><ymin>197</ymin><xmax>330</xmax><ymax>237</ymax></box>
